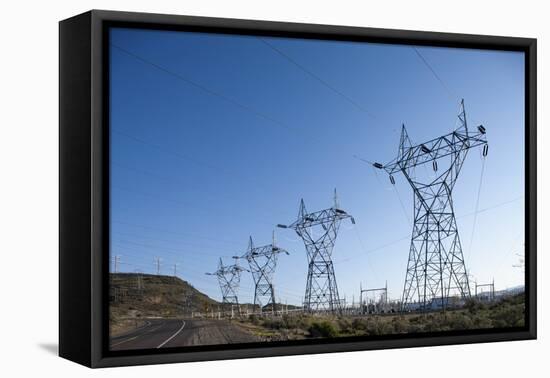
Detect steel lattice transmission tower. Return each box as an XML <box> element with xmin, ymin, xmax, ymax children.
<box><xmin>206</xmin><ymin>258</ymin><xmax>246</xmax><ymax>313</ymax></box>
<box><xmin>374</xmin><ymin>99</ymin><xmax>488</xmax><ymax>311</ymax></box>
<box><xmin>241</xmin><ymin>232</ymin><xmax>289</xmax><ymax>315</ymax></box>
<box><xmin>278</xmin><ymin>189</ymin><xmax>355</xmax><ymax>313</ymax></box>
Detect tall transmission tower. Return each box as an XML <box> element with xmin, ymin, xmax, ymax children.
<box><xmin>206</xmin><ymin>258</ymin><xmax>246</xmax><ymax>315</ymax></box>
<box><xmin>373</xmin><ymin>99</ymin><xmax>488</xmax><ymax>312</ymax></box>
<box><xmin>241</xmin><ymin>232</ymin><xmax>289</xmax><ymax>315</ymax></box>
<box><xmin>278</xmin><ymin>189</ymin><xmax>355</xmax><ymax>313</ymax></box>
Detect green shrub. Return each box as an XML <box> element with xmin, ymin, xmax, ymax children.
<box><xmin>337</xmin><ymin>317</ymin><xmax>353</xmax><ymax>334</ymax></box>
<box><xmin>446</xmin><ymin>312</ymin><xmax>474</xmax><ymax>330</ymax></box>
<box><xmin>391</xmin><ymin>316</ymin><xmax>408</xmax><ymax>333</ymax></box>
<box><xmin>281</xmin><ymin>314</ymin><xmax>300</xmax><ymax>329</ymax></box>
<box><xmin>490</xmin><ymin>303</ymin><xmax>524</xmax><ymax>328</ymax></box>
<box><xmin>262</xmin><ymin>317</ymin><xmax>285</xmax><ymax>329</ymax></box>
<box><xmin>471</xmin><ymin>314</ymin><xmax>492</xmax><ymax>329</ymax></box>
<box><xmin>465</xmin><ymin>299</ymin><xmax>487</xmax><ymax>313</ymax></box>
<box><xmin>248</xmin><ymin>314</ymin><xmax>260</xmax><ymax>325</ymax></box>
<box><xmin>369</xmin><ymin>319</ymin><xmax>393</xmax><ymax>335</ymax></box>
<box><xmin>351</xmin><ymin>318</ymin><xmax>368</xmax><ymax>331</ymax></box>
<box><xmin>308</xmin><ymin>320</ymin><xmax>339</xmax><ymax>338</ymax></box>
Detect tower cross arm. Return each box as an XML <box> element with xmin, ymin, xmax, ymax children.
<box><xmin>244</xmin><ymin>245</ymin><xmax>290</xmax><ymax>259</ymax></box>
<box><xmin>229</xmin><ymin>264</ymin><xmax>249</xmax><ymax>274</ymax></box>
<box><xmin>377</xmin><ymin>128</ymin><xmax>487</xmax><ymax>175</ymax></box>
<box><xmin>287</xmin><ymin>207</ymin><xmax>355</xmax><ymax>229</ymax></box>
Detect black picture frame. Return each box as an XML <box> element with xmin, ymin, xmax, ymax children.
<box><xmin>59</xmin><ymin>9</ymin><xmax>537</xmax><ymax>368</ymax></box>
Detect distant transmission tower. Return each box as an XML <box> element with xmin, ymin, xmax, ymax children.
<box><xmin>113</xmin><ymin>255</ymin><xmax>121</xmax><ymax>273</ymax></box>
<box><xmin>373</xmin><ymin>100</ymin><xmax>488</xmax><ymax>311</ymax></box>
<box><xmin>278</xmin><ymin>189</ymin><xmax>355</xmax><ymax>313</ymax></box>
<box><xmin>241</xmin><ymin>232</ymin><xmax>289</xmax><ymax>315</ymax></box>
<box><xmin>206</xmin><ymin>258</ymin><xmax>246</xmax><ymax>315</ymax></box>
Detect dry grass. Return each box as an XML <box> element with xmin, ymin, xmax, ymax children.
<box><xmin>237</xmin><ymin>294</ymin><xmax>525</xmax><ymax>340</ymax></box>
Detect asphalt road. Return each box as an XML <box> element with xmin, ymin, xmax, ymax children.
<box><xmin>110</xmin><ymin>319</ymin><xmax>259</xmax><ymax>351</ymax></box>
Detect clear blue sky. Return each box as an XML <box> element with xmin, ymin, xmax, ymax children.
<box><xmin>109</xmin><ymin>27</ymin><xmax>525</xmax><ymax>305</ymax></box>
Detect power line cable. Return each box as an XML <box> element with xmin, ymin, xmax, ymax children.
<box><xmin>111</xmin><ymin>43</ymin><xmax>312</xmax><ymax>140</ymax></box>
<box><xmin>392</xmin><ymin>183</ymin><xmax>411</xmax><ymax>227</ymax></box>
<box><xmin>112</xmin><ymin>129</ymin><xmax>230</xmax><ymax>175</ymax></box>
<box><xmin>466</xmin><ymin>156</ymin><xmax>487</xmax><ymax>262</ymax></box>
<box><xmin>351</xmin><ymin>224</ymin><xmax>381</xmax><ymax>282</ymax></box>
<box><xmin>112</xmin><ymin>231</ymin><xmax>239</xmax><ymax>255</ymax></box>
<box><xmin>354</xmin><ymin>154</ymin><xmax>411</xmax><ymax>226</ymax></box>
<box><xmin>111</xmin><ymin>159</ymin><xmax>290</xmax><ymax>219</ymax></box>
<box><xmin>333</xmin><ymin>195</ymin><xmax>522</xmax><ymax>265</ymax></box>
<box><xmin>113</xmin><ymin>238</ymin><xmax>230</xmax><ymax>259</ymax></box>
<box><xmin>112</xmin><ymin>220</ymin><xmax>243</xmax><ymax>245</ymax></box>
<box><xmin>334</xmin><ymin>235</ymin><xmax>410</xmax><ymax>264</ymax></box>
<box><xmin>459</xmin><ymin>195</ymin><xmax>523</xmax><ymax>219</ymax></box>
<box><xmin>258</xmin><ymin>37</ymin><xmax>378</xmax><ymax>119</ymax></box>
<box><xmin>112</xmin><ymin>185</ymin><xmax>276</xmax><ymax>227</ymax></box>
<box><xmin>111</xmin><ymin>129</ymin><xmax>298</xmax><ymax>200</ymax></box>
<box><xmin>411</xmin><ymin>46</ymin><xmax>458</xmax><ymax>103</ymax></box>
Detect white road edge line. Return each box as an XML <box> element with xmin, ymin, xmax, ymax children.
<box><xmin>156</xmin><ymin>320</ymin><xmax>186</xmax><ymax>349</ymax></box>
<box><xmin>110</xmin><ymin>320</ymin><xmax>153</xmax><ymax>348</ymax></box>
<box><xmin>111</xmin><ymin>335</ymin><xmax>139</xmax><ymax>347</ymax></box>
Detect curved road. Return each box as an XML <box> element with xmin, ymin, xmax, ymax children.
<box><xmin>110</xmin><ymin>319</ymin><xmax>258</xmax><ymax>351</ymax></box>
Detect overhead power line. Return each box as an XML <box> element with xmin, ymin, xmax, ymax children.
<box><xmin>112</xmin><ymin>220</ymin><xmax>242</xmax><ymax>245</ymax></box>
<box><xmin>112</xmin><ymin>129</ymin><xmax>228</xmax><ymax>175</ymax></box>
<box><xmin>258</xmin><ymin>37</ymin><xmax>378</xmax><ymax>119</ymax></box>
<box><xmin>111</xmin><ymin>129</ymin><xmax>299</xmax><ymax>201</ymax></box>
<box><xmin>112</xmin><ymin>231</ymin><xmax>238</xmax><ymax>254</ymax></box>
<box><xmin>111</xmin><ymin>43</ymin><xmax>310</xmax><ymax>140</ymax></box>
<box><xmin>111</xmin><ymin>160</ymin><xmax>290</xmax><ymax>219</ymax></box>
<box><xmin>412</xmin><ymin>46</ymin><xmax>458</xmax><ymax>102</ymax></box>
<box><xmin>459</xmin><ymin>195</ymin><xmax>523</xmax><ymax>219</ymax></box>
<box><xmin>334</xmin><ymin>194</ymin><xmax>523</xmax><ymax>265</ymax></box>
<box><xmin>112</xmin><ymin>185</ymin><xmax>275</xmax><ymax>227</ymax></box>
<box><xmin>466</xmin><ymin>157</ymin><xmax>487</xmax><ymax>262</ymax></box>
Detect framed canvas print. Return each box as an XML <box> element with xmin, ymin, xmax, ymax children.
<box><xmin>59</xmin><ymin>10</ymin><xmax>536</xmax><ymax>368</ymax></box>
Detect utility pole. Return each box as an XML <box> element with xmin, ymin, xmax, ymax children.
<box><xmin>113</xmin><ymin>255</ymin><xmax>121</xmax><ymax>273</ymax></box>
<box><xmin>343</xmin><ymin>295</ymin><xmax>347</xmax><ymax>314</ymax></box>
<box><xmin>373</xmin><ymin>100</ymin><xmax>488</xmax><ymax>312</ymax></box>
<box><xmin>278</xmin><ymin>189</ymin><xmax>355</xmax><ymax>314</ymax></box>
<box><xmin>240</xmin><ymin>232</ymin><xmax>289</xmax><ymax>316</ymax></box>
<box><xmin>155</xmin><ymin>257</ymin><xmax>162</xmax><ymax>276</ymax></box>
<box><xmin>135</xmin><ymin>269</ymin><xmax>144</xmax><ymax>291</ymax></box>
<box><xmin>359</xmin><ymin>282</ymin><xmax>363</xmax><ymax>314</ymax></box>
